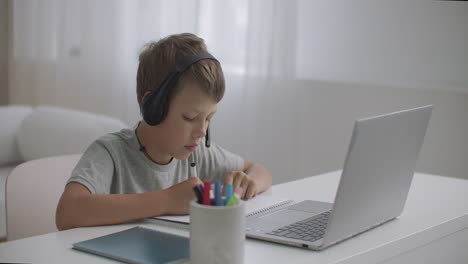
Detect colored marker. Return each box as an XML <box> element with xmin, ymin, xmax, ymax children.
<box><xmin>193</xmin><ymin>186</ymin><xmax>203</xmax><ymax>204</ymax></box>
<box><xmin>225</xmin><ymin>184</ymin><xmax>233</xmax><ymax>205</ymax></box>
<box><xmin>214</xmin><ymin>181</ymin><xmax>223</xmax><ymax>206</ymax></box>
<box><xmin>203</xmin><ymin>181</ymin><xmax>211</xmax><ymax>205</ymax></box>
<box><xmin>226</xmin><ymin>193</ymin><xmax>240</xmax><ymax>206</ymax></box>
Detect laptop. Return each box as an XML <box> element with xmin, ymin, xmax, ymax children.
<box><xmin>246</xmin><ymin>105</ymin><xmax>432</xmax><ymax>250</ymax></box>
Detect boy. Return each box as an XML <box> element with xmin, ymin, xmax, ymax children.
<box><xmin>56</xmin><ymin>33</ymin><xmax>272</xmax><ymax>230</ymax></box>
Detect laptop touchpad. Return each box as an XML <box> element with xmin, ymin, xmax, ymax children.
<box><xmin>254</xmin><ymin>209</ymin><xmax>316</xmax><ymax>229</ymax></box>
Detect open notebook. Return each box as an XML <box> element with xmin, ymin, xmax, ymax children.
<box><xmin>150</xmin><ymin>193</ymin><xmax>294</xmax><ymax>229</ymax></box>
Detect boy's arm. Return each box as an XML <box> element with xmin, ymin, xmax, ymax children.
<box><xmin>243</xmin><ymin>159</ymin><xmax>272</xmax><ymax>193</ymax></box>
<box><xmin>56</xmin><ymin>177</ymin><xmax>202</xmax><ymax>231</ymax></box>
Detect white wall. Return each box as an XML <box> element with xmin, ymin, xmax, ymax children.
<box><xmin>213</xmin><ymin>78</ymin><xmax>468</xmax><ymax>184</ymax></box>
<box><xmin>296</xmin><ymin>0</ymin><xmax>468</xmax><ymax>93</ymax></box>
<box><xmin>0</xmin><ymin>0</ymin><xmax>8</xmax><ymax>105</ymax></box>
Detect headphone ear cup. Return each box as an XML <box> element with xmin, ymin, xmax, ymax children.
<box><xmin>142</xmin><ymin>72</ymin><xmax>177</xmax><ymax>126</ymax></box>
<box><xmin>142</xmin><ymin>89</ymin><xmax>165</xmax><ymax>126</ymax></box>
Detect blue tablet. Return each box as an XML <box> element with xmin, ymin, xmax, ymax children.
<box><xmin>73</xmin><ymin>226</ymin><xmax>189</xmax><ymax>264</ymax></box>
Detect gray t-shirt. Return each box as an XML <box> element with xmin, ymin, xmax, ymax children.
<box><xmin>67</xmin><ymin>126</ymin><xmax>244</xmax><ymax>194</ymax></box>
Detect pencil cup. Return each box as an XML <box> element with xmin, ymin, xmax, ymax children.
<box><xmin>190</xmin><ymin>200</ymin><xmax>245</xmax><ymax>264</ymax></box>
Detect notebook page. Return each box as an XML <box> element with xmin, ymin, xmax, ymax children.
<box><xmin>150</xmin><ymin>193</ymin><xmax>293</xmax><ymax>224</ymax></box>
<box><xmin>244</xmin><ymin>194</ymin><xmax>293</xmax><ymax>217</ymax></box>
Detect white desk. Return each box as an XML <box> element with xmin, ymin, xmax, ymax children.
<box><xmin>1</xmin><ymin>171</ymin><xmax>467</xmax><ymax>264</ymax></box>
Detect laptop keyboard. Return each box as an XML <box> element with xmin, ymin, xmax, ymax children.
<box><xmin>266</xmin><ymin>211</ymin><xmax>331</xmax><ymax>242</ymax></box>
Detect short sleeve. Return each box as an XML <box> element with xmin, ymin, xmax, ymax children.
<box><xmin>67</xmin><ymin>141</ymin><xmax>114</xmax><ymax>194</ymax></box>
<box><xmin>197</xmin><ymin>141</ymin><xmax>244</xmax><ymax>182</ymax></box>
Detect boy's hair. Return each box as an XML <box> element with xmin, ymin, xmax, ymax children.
<box><xmin>137</xmin><ymin>33</ymin><xmax>225</xmax><ymax>110</ymax></box>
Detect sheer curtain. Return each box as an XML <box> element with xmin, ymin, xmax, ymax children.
<box><xmin>9</xmin><ymin>0</ymin><xmax>298</xmax><ymax>118</ymax></box>
<box><xmin>9</xmin><ymin>0</ymin><xmax>300</xmax><ymax>176</ymax></box>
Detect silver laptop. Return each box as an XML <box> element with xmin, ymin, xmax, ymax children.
<box><xmin>246</xmin><ymin>105</ymin><xmax>432</xmax><ymax>250</ymax></box>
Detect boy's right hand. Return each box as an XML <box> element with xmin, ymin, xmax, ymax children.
<box><xmin>163</xmin><ymin>177</ymin><xmax>202</xmax><ymax>215</ymax></box>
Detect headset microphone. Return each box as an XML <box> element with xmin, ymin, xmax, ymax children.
<box><xmin>205</xmin><ymin>126</ymin><xmax>210</xmax><ymax>148</ymax></box>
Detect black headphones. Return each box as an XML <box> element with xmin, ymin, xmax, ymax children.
<box><xmin>141</xmin><ymin>51</ymin><xmax>218</xmax><ymax>148</ymax></box>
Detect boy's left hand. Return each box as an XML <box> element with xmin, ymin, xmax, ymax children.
<box><xmin>224</xmin><ymin>171</ymin><xmax>258</xmax><ymax>199</ymax></box>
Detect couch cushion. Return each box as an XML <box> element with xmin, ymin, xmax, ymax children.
<box><xmin>0</xmin><ymin>106</ymin><xmax>33</xmax><ymax>166</ymax></box>
<box><xmin>17</xmin><ymin>106</ymin><xmax>127</xmax><ymax>161</ymax></box>
<box><xmin>6</xmin><ymin>154</ymin><xmax>81</xmax><ymax>240</ymax></box>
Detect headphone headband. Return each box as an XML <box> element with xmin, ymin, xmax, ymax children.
<box><xmin>175</xmin><ymin>52</ymin><xmax>218</xmax><ymax>73</ymax></box>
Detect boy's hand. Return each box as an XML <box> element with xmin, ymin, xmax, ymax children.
<box><xmin>224</xmin><ymin>171</ymin><xmax>258</xmax><ymax>199</ymax></box>
<box><xmin>164</xmin><ymin>177</ymin><xmax>202</xmax><ymax>215</ymax></box>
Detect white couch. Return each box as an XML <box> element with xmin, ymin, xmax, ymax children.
<box><xmin>0</xmin><ymin>105</ymin><xmax>128</xmax><ymax>240</ymax></box>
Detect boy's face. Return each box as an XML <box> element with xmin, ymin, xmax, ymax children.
<box><xmin>147</xmin><ymin>82</ymin><xmax>217</xmax><ymax>162</ymax></box>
